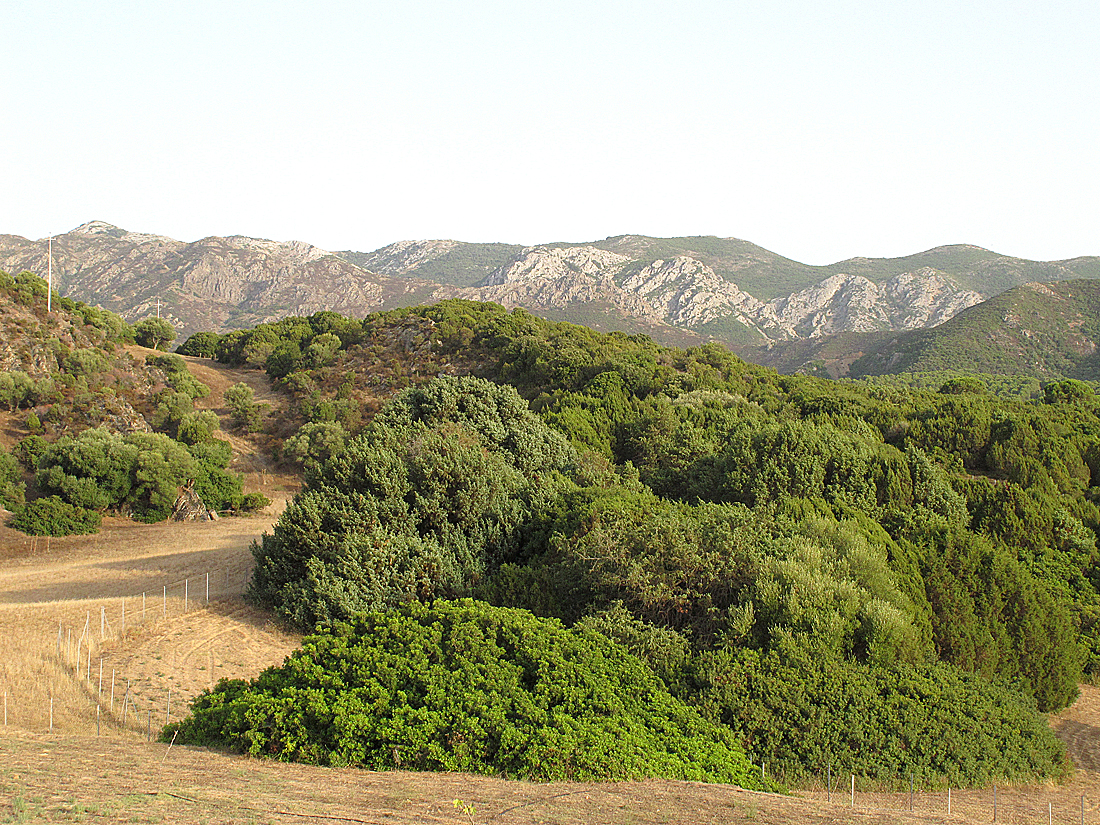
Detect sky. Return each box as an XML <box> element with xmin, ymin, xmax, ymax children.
<box><xmin>3</xmin><ymin>0</ymin><xmax>1099</xmax><ymax>265</ymax></box>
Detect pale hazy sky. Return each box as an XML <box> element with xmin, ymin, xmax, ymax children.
<box><xmin>4</xmin><ymin>0</ymin><xmax>1098</xmax><ymax>264</ymax></box>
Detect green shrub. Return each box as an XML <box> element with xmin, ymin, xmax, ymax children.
<box><xmin>0</xmin><ymin>451</ymin><xmax>24</xmax><ymax>509</ymax></box>
<box><xmin>36</xmin><ymin>428</ymin><xmax>199</xmax><ymax>522</ymax></box>
<box><xmin>689</xmin><ymin>641</ymin><xmax>1068</xmax><ymax>786</ymax></box>
<box><xmin>176</xmin><ymin>331</ymin><xmax>221</xmax><ymax>358</ymax></box>
<box><xmin>249</xmin><ymin>376</ymin><xmax>575</xmax><ymax>629</ymax></box>
<box><xmin>281</xmin><ymin>421</ymin><xmax>347</xmax><ymax>469</ymax></box>
<box><xmin>147</xmin><ymin>353</ymin><xmax>210</xmax><ymax>399</ymax></box>
<box><xmin>168</xmin><ymin>599</ymin><xmax>760</xmax><ymax>784</ymax></box>
<box><xmin>224</xmin><ymin>383</ymin><xmax>267</xmax><ymax>432</ymax></box>
<box><xmin>13</xmin><ymin>435</ymin><xmax>48</xmax><ymax>470</ymax></box>
<box><xmin>134</xmin><ymin>317</ymin><xmax>176</xmax><ymax>350</ymax></box>
<box><xmin>12</xmin><ymin>496</ymin><xmax>101</xmax><ymax>536</ymax></box>
<box><xmin>63</xmin><ymin>348</ymin><xmax>111</xmax><ymax>377</ymax></box>
<box><xmin>237</xmin><ymin>491</ymin><xmax>271</xmax><ymax>512</ymax></box>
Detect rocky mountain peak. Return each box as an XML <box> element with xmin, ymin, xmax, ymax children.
<box><xmin>70</xmin><ymin>220</ymin><xmax>124</xmax><ymax>236</ymax></box>
<box><xmin>483</xmin><ymin>246</ymin><xmax>633</xmax><ymax>286</ymax></box>
<box><xmin>355</xmin><ymin>239</ymin><xmax>461</xmax><ymax>275</ymax></box>
<box><xmin>220</xmin><ymin>235</ymin><xmax>333</xmax><ymax>265</ymax></box>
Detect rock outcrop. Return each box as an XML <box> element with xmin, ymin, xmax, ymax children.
<box><xmin>171</xmin><ymin>480</ymin><xmax>216</xmax><ymax>522</ymax></box>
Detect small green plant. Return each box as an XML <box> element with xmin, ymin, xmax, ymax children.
<box><xmin>452</xmin><ymin>799</ymin><xmax>476</xmax><ymax>822</ymax></box>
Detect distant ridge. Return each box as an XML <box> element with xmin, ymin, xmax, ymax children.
<box><xmin>747</xmin><ymin>280</ymin><xmax>1100</xmax><ymax>381</ymax></box>
<box><xmin>1</xmin><ymin>221</ymin><xmax>1098</xmax><ymax>348</ymax></box>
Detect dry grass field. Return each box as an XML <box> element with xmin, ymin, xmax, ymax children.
<box><xmin>4</xmin><ymin>355</ymin><xmax>1100</xmax><ymax>824</ymax></box>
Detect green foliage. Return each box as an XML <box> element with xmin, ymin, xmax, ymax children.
<box><xmin>224</xmin><ymin>382</ymin><xmax>268</xmax><ymax>432</ymax></box>
<box><xmin>11</xmin><ymin>495</ymin><xmax>101</xmax><ymax>536</ymax></box>
<box><xmin>12</xmin><ymin>435</ymin><xmax>47</xmax><ymax>470</ymax></box>
<box><xmin>690</xmin><ymin>641</ymin><xmax>1068</xmax><ymax>785</ymax></box>
<box><xmin>186</xmin><ymin>438</ymin><xmax>245</xmax><ymax>512</ymax></box>
<box><xmin>0</xmin><ymin>450</ymin><xmax>25</xmax><ymax>509</ymax></box>
<box><xmin>249</xmin><ymin>376</ymin><xmax>575</xmax><ymax>629</ymax></box>
<box><xmin>913</xmin><ymin>523</ymin><xmax>1084</xmax><ymax>711</ymax></box>
<box><xmin>0</xmin><ymin>372</ymin><xmax>38</xmax><ymax>410</ymax></box>
<box><xmin>176</xmin><ymin>410</ymin><xmax>220</xmax><ymax>445</ymax></box>
<box><xmin>226</xmin><ymin>301</ymin><xmax>1100</xmax><ymax>782</ymax></box>
<box><xmin>176</xmin><ymin>331</ymin><xmax>221</xmax><ymax>358</ymax></box>
<box><xmin>939</xmin><ymin>376</ymin><xmax>988</xmax><ymax>395</ymax></box>
<box><xmin>147</xmin><ymin>352</ymin><xmax>210</xmax><ymax>399</ymax></box>
<box><xmin>62</xmin><ymin>348</ymin><xmax>110</xmax><ymax>377</ymax></box>
<box><xmin>238</xmin><ymin>491</ymin><xmax>271</xmax><ymax>512</ymax></box>
<box><xmin>34</xmin><ymin>428</ymin><xmax>199</xmax><ymax>523</ymax></box>
<box><xmin>133</xmin><ymin>317</ymin><xmax>177</xmax><ymax>350</ymax></box>
<box><xmin>1044</xmin><ymin>378</ymin><xmax>1097</xmax><ymax>404</ymax></box>
<box><xmin>282</xmin><ymin>421</ymin><xmax>347</xmax><ymax>469</ymax></box>
<box><xmin>169</xmin><ymin>599</ymin><xmax>759</xmax><ymax>785</ymax></box>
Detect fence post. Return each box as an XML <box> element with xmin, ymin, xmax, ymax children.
<box><xmin>49</xmin><ymin>697</ymin><xmax>53</xmax><ymax>733</ymax></box>
<box><xmin>185</xmin><ymin>578</ymin><xmax>188</xmax><ymax>612</ymax></box>
<box><xmin>99</xmin><ymin>659</ymin><xmax>103</xmax><ymax>699</ymax></box>
<box><xmin>101</xmin><ymin>606</ymin><xmax>105</xmax><ymax>639</ymax></box>
<box><xmin>163</xmin><ymin>585</ymin><xmax>166</xmax><ymax>619</ymax></box>
<box><xmin>827</xmin><ymin>766</ymin><xmax>831</xmax><ymax>803</ymax></box>
<box><xmin>947</xmin><ymin>787</ymin><xmax>951</xmax><ymax>816</ymax></box>
<box><xmin>110</xmin><ymin>669</ymin><xmax>115</xmax><ymax>713</ymax></box>
<box><xmin>87</xmin><ymin>641</ymin><xmax>92</xmax><ymax>681</ymax></box>
<box><xmin>850</xmin><ymin>775</ymin><xmax>854</xmax><ymax>807</ymax></box>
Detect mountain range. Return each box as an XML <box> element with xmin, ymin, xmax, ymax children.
<box><xmin>3</xmin><ymin>221</ymin><xmax>1100</xmax><ymax>376</ymax></box>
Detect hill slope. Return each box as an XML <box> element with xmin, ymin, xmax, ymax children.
<box><xmin>748</xmin><ymin>280</ymin><xmax>1100</xmax><ymax>380</ymax></box>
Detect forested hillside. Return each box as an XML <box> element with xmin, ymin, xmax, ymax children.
<box><xmin>0</xmin><ymin>270</ymin><xmax>267</xmax><ymax>535</ymax></box>
<box><xmin>169</xmin><ymin>300</ymin><xmax>1100</xmax><ymax>785</ymax></box>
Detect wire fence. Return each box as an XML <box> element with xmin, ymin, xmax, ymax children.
<box><xmin>36</xmin><ymin>565</ymin><xmax>252</xmax><ymax>739</ymax></box>
<box><xmin>789</xmin><ymin>769</ymin><xmax>1095</xmax><ymax>823</ymax></box>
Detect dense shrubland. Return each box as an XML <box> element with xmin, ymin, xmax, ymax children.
<box><xmin>173</xmin><ymin>300</ymin><xmax>1100</xmax><ymax>784</ymax></box>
